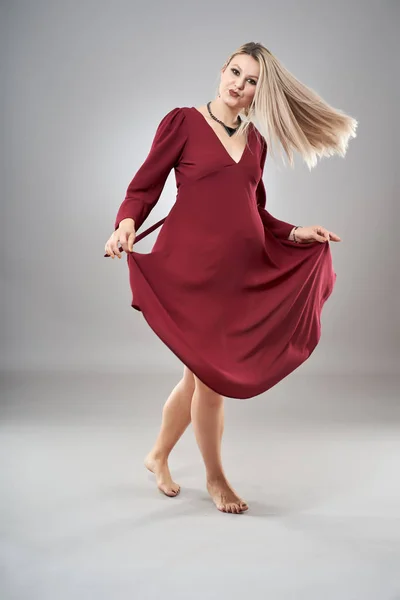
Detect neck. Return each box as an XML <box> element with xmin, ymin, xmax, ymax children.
<box><xmin>210</xmin><ymin>97</ymin><xmax>241</xmax><ymax>127</ymax></box>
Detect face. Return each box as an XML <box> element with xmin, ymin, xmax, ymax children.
<box><xmin>219</xmin><ymin>53</ymin><xmax>260</xmax><ymax>110</ymax></box>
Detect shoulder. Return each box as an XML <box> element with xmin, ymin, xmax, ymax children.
<box><xmin>158</xmin><ymin>106</ymin><xmax>190</xmax><ymax>124</ymax></box>
<box><xmin>154</xmin><ymin>106</ymin><xmax>189</xmax><ymax>137</ymax></box>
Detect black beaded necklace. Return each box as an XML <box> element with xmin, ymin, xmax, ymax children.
<box><xmin>207</xmin><ymin>101</ymin><xmax>241</xmax><ymax>137</ymax></box>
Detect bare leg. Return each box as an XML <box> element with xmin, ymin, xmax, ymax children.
<box><xmin>144</xmin><ymin>366</ymin><xmax>195</xmax><ymax>497</ymax></box>
<box><xmin>191</xmin><ymin>375</ymin><xmax>248</xmax><ymax>514</ymax></box>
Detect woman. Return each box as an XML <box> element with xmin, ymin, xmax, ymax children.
<box><xmin>104</xmin><ymin>42</ymin><xmax>357</xmax><ymax>514</ymax></box>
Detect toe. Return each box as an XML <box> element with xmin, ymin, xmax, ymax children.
<box><xmin>160</xmin><ymin>485</ymin><xmax>177</xmax><ymax>497</ymax></box>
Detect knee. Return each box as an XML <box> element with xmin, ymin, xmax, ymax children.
<box><xmin>182</xmin><ymin>365</ymin><xmax>195</xmax><ymax>394</ymax></box>
<box><xmin>193</xmin><ymin>374</ymin><xmax>222</xmax><ymax>404</ymax></box>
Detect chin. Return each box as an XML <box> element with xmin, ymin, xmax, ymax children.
<box><xmin>225</xmin><ymin>93</ymin><xmax>240</xmax><ymax>103</ymax></box>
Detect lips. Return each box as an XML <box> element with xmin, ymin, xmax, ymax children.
<box><xmin>229</xmin><ymin>89</ymin><xmax>239</xmax><ymax>97</ymax></box>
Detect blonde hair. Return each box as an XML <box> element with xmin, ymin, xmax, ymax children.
<box><xmin>216</xmin><ymin>42</ymin><xmax>358</xmax><ymax>170</ymax></box>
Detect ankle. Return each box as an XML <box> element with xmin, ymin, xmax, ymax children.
<box><xmin>206</xmin><ymin>471</ymin><xmax>227</xmax><ymax>485</ymax></box>
<box><xmin>148</xmin><ymin>449</ymin><xmax>169</xmax><ymax>463</ymax></box>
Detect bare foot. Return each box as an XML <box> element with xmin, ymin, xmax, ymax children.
<box><xmin>144</xmin><ymin>453</ymin><xmax>180</xmax><ymax>497</ymax></box>
<box><xmin>206</xmin><ymin>476</ymin><xmax>249</xmax><ymax>514</ymax></box>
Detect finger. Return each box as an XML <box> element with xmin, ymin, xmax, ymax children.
<box><xmin>110</xmin><ymin>243</ymin><xmax>121</xmax><ymax>259</ymax></box>
<box><xmin>315</xmin><ymin>233</ymin><xmax>327</xmax><ymax>242</ymax></box>
<box><xmin>120</xmin><ymin>236</ymin><xmax>132</xmax><ymax>254</ymax></box>
<box><xmin>318</xmin><ymin>228</ymin><xmax>330</xmax><ymax>242</ymax></box>
<box><xmin>324</xmin><ymin>231</ymin><xmax>341</xmax><ymax>242</ymax></box>
<box><xmin>105</xmin><ymin>244</ymin><xmax>115</xmax><ymax>258</ymax></box>
<box><xmin>114</xmin><ymin>233</ymin><xmax>124</xmax><ymax>257</ymax></box>
<box><xmin>121</xmin><ymin>234</ymin><xmax>134</xmax><ymax>254</ymax></box>
<box><xmin>117</xmin><ymin>234</ymin><xmax>126</xmax><ymax>253</ymax></box>
<box><xmin>128</xmin><ymin>232</ymin><xmax>135</xmax><ymax>252</ymax></box>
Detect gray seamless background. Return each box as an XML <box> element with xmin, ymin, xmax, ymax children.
<box><xmin>1</xmin><ymin>3</ymin><xmax>400</xmax><ymax>600</ymax></box>
<box><xmin>1</xmin><ymin>0</ymin><xmax>398</xmax><ymax>375</ymax></box>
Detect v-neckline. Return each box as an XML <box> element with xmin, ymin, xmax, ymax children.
<box><xmin>191</xmin><ymin>106</ymin><xmax>250</xmax><ymax>165</ymax></box>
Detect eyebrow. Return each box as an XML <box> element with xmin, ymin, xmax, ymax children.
<box><xmin>231</xmin><ymin>63</ymin><xmax>259</xmax><ymax>79</ymax></box>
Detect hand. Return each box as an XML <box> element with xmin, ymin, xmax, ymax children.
<box><xmin>104</xmin><ymin>219</ymin><xmax>136</xmax><ymax>259</ymax></box>
<box><xmin>294</xmin><ymin>225</ymin><xmax>341</xmax><ymax>244</ymax></box>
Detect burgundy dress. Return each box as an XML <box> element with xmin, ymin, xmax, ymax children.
<box><xmin>106</xmin><ymin>106</ymin><xmax>336</xmax><ymax>399</ymax></box>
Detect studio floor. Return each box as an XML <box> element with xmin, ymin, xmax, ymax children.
<box><xmin>1</xmin><ymin>371</ymin><xmax>399</xmax><ymax>600</ymax></box>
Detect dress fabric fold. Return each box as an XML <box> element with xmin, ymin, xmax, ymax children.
<box><xmin>108</xmin><ymin>106</ymin><xmax>337</xmax><ymax>399</ymax></box>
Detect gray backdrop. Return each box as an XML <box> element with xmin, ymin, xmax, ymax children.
<box><xmin>1</xmin><ymin>2</ymin><xmax>400</xmax><ymax>600</ymax></box>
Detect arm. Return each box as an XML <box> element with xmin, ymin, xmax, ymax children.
<box><xmin>256</xmin><ymin>139</ymin><xmax>297</xmax><ymax>240</ymax></box>
<box><xmin>114</xmin><ymin>107</ymin><xmax>187</xmax><ymax>232</ymax></box>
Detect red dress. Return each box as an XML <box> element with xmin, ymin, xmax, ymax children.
<box><xmin>106</xmin><ymin>106</ymin><xmax>336</xmax><ymax>399</ymax></box>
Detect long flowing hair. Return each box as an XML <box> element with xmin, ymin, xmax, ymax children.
<box><xmin>216</xmin><ymin>42</ymin><xmax>358</xmax><ymax>170</ymax></box>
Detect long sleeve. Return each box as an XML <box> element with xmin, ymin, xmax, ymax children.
<box><xmin>256</xmin><ymin>138</ymin><xmax>296</xmax><ymax>240</ymax></box>
<box><xmin>114</xmin><ymin>107</ymin><xmax>188</xmax><ymax>232</ymax></box>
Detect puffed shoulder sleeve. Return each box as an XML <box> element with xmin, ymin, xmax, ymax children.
<box><xmin>256</xmin><ymin>138</ymin><xmax>296</xmax><ymax>240</ymax></box>
<box><xmin>113</xmin><ymin>107</ymin><xmax>187</xmax><ymax>232</ymax></box>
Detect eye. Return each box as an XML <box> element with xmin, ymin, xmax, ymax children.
<box><xmin>231</xmin><ymin>68</ymin><xmax>257</xmax><ymax>86</ymax></box>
